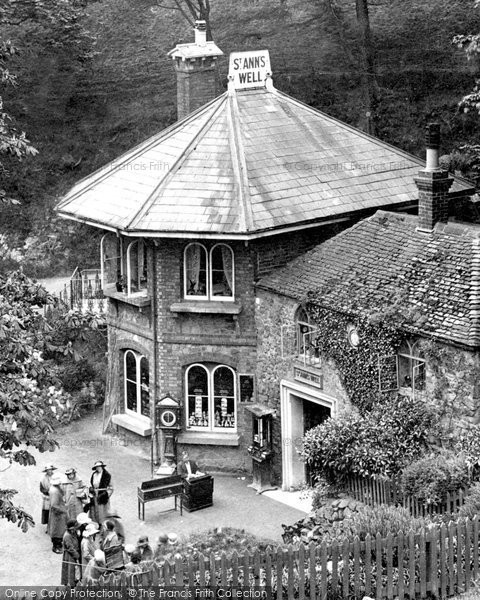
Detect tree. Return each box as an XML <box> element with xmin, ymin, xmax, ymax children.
<box><xmin>453</xmin><ymin>0</ymin><xmax>480</xmax><ymax>114</ymax></box>
<box><xmin>155</xmin><ymin>0</ymin><xmax>212</xmax><ymax>40</ymax></box>
<box><xmin>0</xmin><ymin>270</ymin><xmax>105</xmax><ymax>531</ymax></box>
<box><xmin>0</xmin><ymin>0</ymin><xmax>95</xmax><ymax>206</ymax></box>
<box><xmin>0</xmin><ymin>40</ymin><xmax>38</xmax><ymax>206</ymax></box>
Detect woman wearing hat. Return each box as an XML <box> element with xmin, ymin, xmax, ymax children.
<box><xmin>82</xmin><ymin>549</ymin><xmax>106</xmax><ymax>585</ymax></box>
<box><xmin>39</xmin><ymin>464</ymin><xmax>56</xmax><ymax>531</ymax></box>
<box><xmin>81</xmin><ymin>523</ymin><xmax>100</xmax><ymax>571</ymax></box>
<box><xmin>48</xmin><ymin>473</ymin><xmax>68</xmax><ymax>553</ymax></box>
<box><xmin>88</xmin><ymin>461</ymin><xmax>113</xmax><ymax>524</ymax></box>
<box><xmin>135</xmin><ymin>535</ymin><xmax>153</xmax><ymax>562</ymax></box>
<box><xmin>61</xmin><ymin>519</ymin><xmax>81</xmax><ymax>587</ymax></box>
<box><xmin>63</xmin><ymin>468</ymin><xmax>88</xmax><ymax>522</ymax></box>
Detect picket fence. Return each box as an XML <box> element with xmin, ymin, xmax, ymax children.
<box><xmin>344</xmin><ymin>474</ymin><xmax>467</xmax><ymax>517</ymax></box>
<box><xmin>92</xmin><ymin>516</ymin><xmax>480</xmax><ymax>600</ymax></box>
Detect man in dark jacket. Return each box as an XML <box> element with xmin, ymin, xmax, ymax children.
<box><xmin>61</xmin><ymin>519</ymin><xmax>80</xmax><ymax>587</ymax></box>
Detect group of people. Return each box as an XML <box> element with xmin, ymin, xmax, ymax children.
<box><xmin>40</xmin><ymin>459</ymin><xmax>181</xmax><ymax>587</ymax></box>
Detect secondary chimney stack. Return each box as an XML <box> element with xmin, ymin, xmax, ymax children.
<box><xmin>415</xmin><ymin>123</ymin><xmax>453</xmax><ymax>232</ymax></box>
<box><xmin>168</xmin><ymin>21</ymin><xmax>223</xmax><ymax>121</ymax></box>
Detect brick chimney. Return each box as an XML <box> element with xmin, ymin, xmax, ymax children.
<box><xmin>415</xmin><ymin>123</ymin><xmax>454</xmax><ymax>232</ymax></box>
<box><xmin>168</xmin><ymin>21</ymin><xmax>223</xmax><ymax>120</ymax></box>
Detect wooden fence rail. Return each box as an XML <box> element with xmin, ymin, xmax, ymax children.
<box><xmin>344</xmin><ymin>474</ymin><xmax>467</xmax><ymax>517</ymax></box>
<box><xmin>92</xmin><ymin>515</ymin><xmax>480</xmax><ymax>599</ymax></box>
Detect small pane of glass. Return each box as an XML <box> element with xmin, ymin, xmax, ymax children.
<box><xmin>126</xmin><ymin>380</ymin><xmax>137</xmax><ymax>411</ymax></box>
<box><xmin>140</xmin><ymin>357</ymin><xmax>149</xmax><ymax>417</ymax></box>
<box><xmin>213</xmin><ymin>367</ymin><xmax>235</xmax><ymax>429</ymax></box>
<box><xmin>211</xmin><ymin>245</ymin><xmax>233</xmax><ymax>297</ymax></box>
<box><xmin>187</xmin><ymin>366</ymin><xmax>209</xmax><ymax>427</ymax></box>
<box><xmin>185</xmin><ymin>244</ymin><xmax>207</xmax><ymax>296</ymax></box>
<box><xmin>126</xmin><ymin>351</ymin><xmax>137</xmax><ymax>382</ymax></box>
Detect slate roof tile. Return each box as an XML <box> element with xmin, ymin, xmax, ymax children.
<box><xmin>258</xmin><ymin>211</ymin><xmax>480</xmax><ymax>347</ymax></box>
<box><xmin>57</xmin><ymin>88</ymin><xmax>474</xmax><ymax>237</ymax></box>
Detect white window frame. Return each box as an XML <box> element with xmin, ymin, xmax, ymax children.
<box><xmin>295</xmin><ymin>308</ymin><xmax>321</xmax><ymax>367</ymax></box>
<box><xmin>126</xmin><ymin>240</ymin><xmax>148</xmax><ymax>296</ymax></box>
<box><xmin>185</xmin><ymin>363</ymin><xmax>237</xmax><ymax>432</ymax></box>
<box><xmin>124</xmin><ymin>350</ymin><xmax>150</xmax><ymax>420</ymax></box>
<box><xmin>398</xmin><ymin>340</ymin><xmax>426</xmax><ymax>399</ymax></box>
<box><xmin>183</xmin><ymin>242</ymin><xmax>235</xmax><ymax>302</ymax></box>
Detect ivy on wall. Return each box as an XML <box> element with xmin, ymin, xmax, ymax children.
<box><xmin>305</xmin><ymin>295</ymin><xmax>408</xmax><ymax>414</ymax></box>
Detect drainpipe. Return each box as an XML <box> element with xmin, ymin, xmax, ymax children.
<box><xmin>151</xmin><ymin>242</ymin><xmax>159</xmax><ymax>476</ymax></box>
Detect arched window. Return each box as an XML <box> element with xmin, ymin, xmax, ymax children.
<box><xmin>210</xmin><ymin>244</ymin><xmax>234</xmax><ymax>299</ymax></box>
<box><xmin>398</xmin><ymin>340</ymin><xmax>425</xmax><ymax>395</ymax></box>
<box><xmin>184</xmin><ymin>243</ymin><xmax>234</xmax><ymax>300</ymax></box>
<box><xmin>185</xmin><ymin>243</ymin><xmax>207</xmax><ymax>298</ymax></box>
<box><xmin>185</xmin><ymin>363</ymin><xmax>237</xmax><ymax>431</ymax></box>
<box><xmin>124</xmin><ymin>350</ymin><xmax>150</xmax><ymax>418</ymax></box>
<box><xmin>126</xmin><ymin>240</ymin><xmax>148</xmax><ymax>295</ymax></box>
<box><xmin>295</xmin><ymin>307</ymin><xmax>321</xmax><ymax>367</ymax></box>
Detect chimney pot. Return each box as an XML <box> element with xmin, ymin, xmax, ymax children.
<box><xmin>195</xmin><ymin>20</ymin><xmax>207</xmax><ymax>46</ymax></box>
<box><xmin>425</xmin><ymin>123</ymin><xmax>441</xmax><ymax>150</ymax></box>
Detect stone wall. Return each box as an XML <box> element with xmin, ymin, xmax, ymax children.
<box><xmin>255</xmin><ymin>289</ymin><xmax>352</xmax><ymax>485</ymax></box>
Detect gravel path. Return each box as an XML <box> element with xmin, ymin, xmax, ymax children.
<box><xmin>0</xmin><ymin>408</ymin><xmax>306</xmax><ymax>586</ymax></box>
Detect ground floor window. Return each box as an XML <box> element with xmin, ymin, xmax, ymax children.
<box><xmin>124</xmin><ymin>350</ymin><xmax>150</xmax><ymax>418</ymax></box>
<box><xmin>186</xmin><ymin>363</ymin><xmax>237</xmax><ymax>431</ymax></box>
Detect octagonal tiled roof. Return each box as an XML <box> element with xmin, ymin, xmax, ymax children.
<box><xmin>57</xmin><ymin>87</ymin><xmax>473</xmax><ymax>238</ymax></box>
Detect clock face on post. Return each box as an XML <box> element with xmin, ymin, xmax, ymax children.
<box><xmin>160</xmin><ymin>409</ymin><xmax>178</xmax><ymax>428</ymax></box>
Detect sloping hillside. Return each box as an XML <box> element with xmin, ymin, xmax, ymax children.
<box><xmin>2</xmin><ymin>0</ymin><xmax>480</xmax><ymax>275</ymax></box>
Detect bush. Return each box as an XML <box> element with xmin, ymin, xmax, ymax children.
<box><xmin>302</xmin><ymin>396</ymin><xmax>437</xmax><ymax>483</ymax></box>
<box><xmin>339</xmin><ymin>505</ymin><xmax>430</xmax><ymax>542</ymax></box>
<box><xmin>458</xmin><ymin>482</ymin><xmax>480</xmax><ymax>520</ymax></box>
<box><xmin>400</xmin><ymin>451</ymin><xmax>469</xmax><ymax>505</ymax></box>
<box><xmin>56</xmin><ymin>359</ymin><xmax>96</xmax><ymax>393</ymax></box>
<box><xmin>455</xmin><ymin>424</ymin><xmax>480</xmax><ymax>475</ymax></box>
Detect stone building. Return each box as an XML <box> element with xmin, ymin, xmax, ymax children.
<box><xmin>256</xmin><ymin>125</ymin><xmax>480</xmax><ymax>490</ymax></box>
<box><xmin>57</xmin><ymin>24</ymin><xmax>473</xmax><ymax>475</ymax></box>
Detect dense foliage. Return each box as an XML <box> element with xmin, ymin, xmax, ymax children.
<box><xmin>0</xmin><ymin>0</ymin><xmax>479</xmax><ymax>275</ymax></box>
<box><xmin>400</xmin><ymin>452</ymin><xmax>470</xmax><ymax>506</ymax></box>
<box><xmin>0</xmin><ymin>270</ymin><xmax>106</xmax><ymax>531</ymax></box>
<box><xmin>302</xmin><ymin>396</ymin><xmax>437</xmax><ymax>483</ymax></box>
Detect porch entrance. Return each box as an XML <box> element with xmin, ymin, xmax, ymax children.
<box><xmin>280</xmin><ymin>380</ymin><xmax>336</xmax><ymax>490</ymax></box>
<box><xmin>303</xmin><ymin>399</ymin><xmax>331</xmax><ymax>485</ymax></box>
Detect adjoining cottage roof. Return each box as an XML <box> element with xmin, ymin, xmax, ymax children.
<box><xmin>57</xmin><ymin>86</ymin><xmax>473</xmax><ymax>239</ymax></box>
<box><xmin>257</xmin><ymin>211</ymin><xmax>480</xmax><ymax>348</ymax></box>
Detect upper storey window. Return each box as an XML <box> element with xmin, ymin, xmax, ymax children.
<box><xmin>184</xmin><ymin>243</ymin><xmax>234</xmax><ymax>301</ymax></box>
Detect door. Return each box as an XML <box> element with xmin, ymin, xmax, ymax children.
<box><xmin>303</xmin><ymin>399</ymin><xmax>330</xmax><ymax>485</ymax></box>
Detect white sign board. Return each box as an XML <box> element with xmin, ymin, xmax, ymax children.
<box><xmin>229</xmin><ymin>50</ymin><xmax>271</xmax><ymax>90</ymax></box>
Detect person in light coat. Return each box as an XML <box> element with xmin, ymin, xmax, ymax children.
<box><xmin>63</xmin><ymin>467</ymin><xmax>88</xmax><ymax>521</ymax></box>
<box><xmin>39</xmin><ymin>464</ymin><xmax>56</xmax><ymax>530</ymax></box>
<box><xmin>48</xmin><ymin>473</ymin><xmax>67</xmax><ymax>553</ymax></box>
<box><xmin>81</xmin><ymin>524</ymin><xmax>100</xmax><ymax>571</ymax></box>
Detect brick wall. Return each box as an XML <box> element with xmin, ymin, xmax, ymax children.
<box><xmin>415</xmin><ymin>170</ymin><xmax>453</xmax><ymax>231</ymax></box>
<box><xmin>175</xmin><ymin>59</ymin><xmax>219</xmax><ymax>120</ymax></box>
<box><xmin>151</xmin><ymin>238</ymin><xmax>258</xmax><ymax>472</ymax></box>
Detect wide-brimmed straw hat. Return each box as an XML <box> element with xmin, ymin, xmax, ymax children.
<box><xmin>91</xmin><ymin>460</ymin><xmax>106</xmax><ymax>470</ymax></box>
<box><xmin>84</xmin><ymin>524</ymin><xmax>99</xmax><ymax>537</ymax></box>
<box><xmin>43</xmin><ymin>464</ymin><xmax>57</xmax><ymax>473</ymax></box>
<box><xmin>76</xmin><ymin>513</ymin><xmax>92</xmax><ymax>526</ymax></box>
<box><xmin>50</xmin><ymin>473</ymin><xmax>66</xmax><ymax>486</ymax></box>
<box><xmin>168</xmin><ymin>533</ymin><xmax>178</xmax><ymax>545</ymax></box>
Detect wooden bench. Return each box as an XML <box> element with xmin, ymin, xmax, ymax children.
<box><xmin>137</xmin><ymin>475</ymin><xmax>183</xmax><ymax>520</ymax></box>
